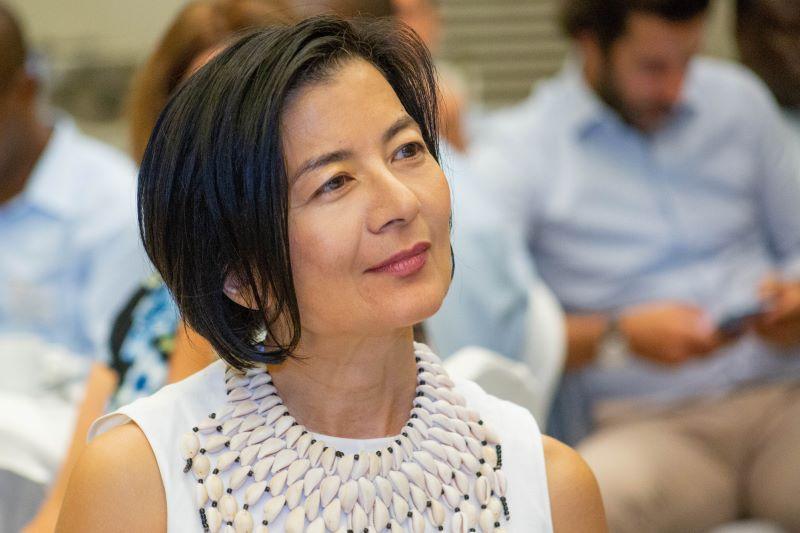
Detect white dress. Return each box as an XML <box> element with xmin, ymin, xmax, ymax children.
<box><xmin>91</xmin><ymin>349</ymin><xmax>553</xmax><ymax>532</ymax></box>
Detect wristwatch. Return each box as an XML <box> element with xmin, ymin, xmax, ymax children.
<box><xmin>596</xmin><ymin>315</ymin><xmax>630</xmax><ymax>368</ymax></box>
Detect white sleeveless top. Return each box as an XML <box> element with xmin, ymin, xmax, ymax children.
<box><xmin>90</xmin><ymin>355</ymin><xmax>553</xmax><ymax>532</ymax></box>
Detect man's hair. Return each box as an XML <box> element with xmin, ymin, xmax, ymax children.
<box><xmin>560</xmin><ymin>0</ymin><xmax>711</xmax><ymax>48</ymax></box>
<box><xmin>138</xmin><ymin>15</ymin><xmax>440</xmax><ymax>369</ymax></box>
<box><xmin>0</xmin><ymin>2</ymin><xmax>27</xmax><ymax>91</ymax></box>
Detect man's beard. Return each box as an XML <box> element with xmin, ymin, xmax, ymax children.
<box><xmin>594</xmin><ymin>68</ymin><xmax>673</xmax><ymax>133</ymax></box>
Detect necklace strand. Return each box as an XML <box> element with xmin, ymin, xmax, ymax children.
<box><xmin>180</xmin><ymin>345</ymin><xmax>511</xmax><ymax>532</ymax></box>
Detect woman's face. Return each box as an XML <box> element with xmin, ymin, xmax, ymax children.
<box><xmin>281</xmin><ymin>59</ymin><xmax>452</xmax><ymax>338</ymax></box>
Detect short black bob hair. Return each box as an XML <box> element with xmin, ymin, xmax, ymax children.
<box><xmin>138</xmin><ymin>16</ymin><xmax>440</xmax><ymax>370</ymax></box>
<box><xmin>560</xmin><ymin>0</ymin><xmax>711</xmax><ymax>50</ymax></box>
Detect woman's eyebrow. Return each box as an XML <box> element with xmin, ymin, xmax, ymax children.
<box><xmin>383</xmin><ymin>115</ymin><xmax>417</xmax><ymax>144</ymax></box>
<box><xmin>292</xmin><ymin>149</ymin><xmax>352</xmax><ymax>183</ymax></box>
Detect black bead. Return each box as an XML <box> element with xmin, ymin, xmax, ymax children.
<box><xmin>407</xmin><ymin>511</ymin><xmax>413</xmax><ymax>517</ymax></box>
<box><xmin>387</xmin><ymin>447</ymin><xmax>394</xmax><ymax>454</ymax></box>
<box><xmin>184</xmin><ymin>458</ymin><xmax>193</xmax><ymax>473</ymax></box>
<box><xmin>209</xmin><ymin>413</ymin><xmax>216</xmax><ymax>419</ymax></box>
<box><xmin>311</xmin><ymin>439</ymin><xmax>317</xmax><ymax>444</ymax></box>
<box><xmin>235</xmin><ymin>457</ymin><xmax>240</xmax><ymax>463</ymax></box>
<box><xmin>494</xmin><ymin>522</ymin><xmax>500</xmax><ymax>528</ymax></box>
<box><xmin>354</xmin><ymin>454</ymin><xmax>359</xmax><ymax>461</ymax></box>
<box><xmin>415</xmin><ymin>356</ymin><xmax>421</xmax><ymax>362</ymax></box>
<box><xmin>481</xmin><ymin>504</ymin><xmax>487</xmax><ymax>509</ymax></box>
<box><xmin>479</xmin><ymin>459</ymin><xmax>485</xmax><ymax>464</ymax></box>
<box><xmin>426</xmin><ymin>501</ymin><xmax>432</xmax><ymax>507</ymax></box>
<box><xmin>199</xmin><ymin>448</ymin><xmax>206</xmax><ymax>455</ymax></box>
<box><xmin>247</xmin><ymin>470</ymin><xmax>253</xmax><ymax>476</ymax></box>
<box><xmin>376</xmin><ymin>451</ymin><xmax>382</xmax><ymax>457</ymax></box>
<box><xmin>481</xmin><ymin>441</ymin><xmax>488</xmax><ymax>446</ymax></box>
<box><xmin>455</xmin><ymin>507</ymin><xmax>460</xmax><ymax>512</ymax></box>
<box><xmin>420</xmin><ymin>380</ymin><xmax>426</xmax><ymax>385</ymax></box>
<box><xmin>211</xmin><ymin>502</ymin><xmax>218</xmax><ymax>508</ymax></box>
<box><xmin>243</xmin><ymin>504</ymin><xmax>249</xmax><ymax>510</ymax></box>
<box><xmin>463</xmin><ymin>495</ymin><xmax>469</xmax><ymax>500</ymax></box>
<box><xmin>395</xmin><ymin>440</ymin><xmax>402</xmax><ymax>446</ymax></box>
<box><xmin>263</xmin><ymin>521</ymin><xmax>268</xmax><ymax>526</ymax></box>
<box><xmin>216</xmin><ymin>426</ymin><xmax>222</xmax><ymax>432</ymax></box>
<box><xmin>226</xmin><ymin>488</ymin><xmax>232</xmax><ymax>494</ymax></box>
<box><xmin>192</xmin><ymin>427</ymin><xmax>199</xmax><ymax>432</ymax></box>
<box><xmin>478</xmin><ymin>420</ymin><xmax>484</xmax><ymax>425</ymax></box>
<box><xmin>224</xmin><ymin>441</ymin><xmax>230</xmax><ymax>448</ymax></box>
<box><xmin>402</xmin><ymin>432</ymin><xmax>408</xmax><ymax>437</ymax></box>
<box><xmin>212</xmin><ymin>468</ymin><xmax>219</xmax><ymax>475</ymax></box>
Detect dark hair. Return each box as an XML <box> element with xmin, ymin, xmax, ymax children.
<box><xmin>736</xmin><ymin>0</ymin><xmax>800</xmax><ymax>107</ymax></box>
<box><xmin>138</xmin><ymin>15</ymin><xmax>440</xmax><ymax>369</ymax></box>
<box><xmin>0</xmin><ymin>2</ymin><xmax>27</xmax><ymax>91</ymax></box>
<box><xmin>560</xmin><ymin>0</ymin><xmax>711</xmax><ymax>49</ymax></box>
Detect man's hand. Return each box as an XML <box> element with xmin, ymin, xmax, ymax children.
<box><xmin>618</xmin><ymin>302</ymin><xmax>728</xmax><ymax>366</ymax></box>
<box><xmin>753</xmin><ymin>276</ymin><xmax>800</xmax><ymax>348</ymax></box>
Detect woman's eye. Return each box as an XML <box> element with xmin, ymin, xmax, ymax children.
<box><xmin>395</xmin><ymin>142</ymin><xmax>424</xmax><ymax>161</ymax></box>
<box><xmin>315</xmin><ymin>175</ymin><xmax>349</xmax><ymax>196</ymax></box>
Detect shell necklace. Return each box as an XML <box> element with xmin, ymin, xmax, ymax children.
<box><xmin>180</xmin><ymin>344</ymin><xmax>511</xmax><ymax>533</ymax></box>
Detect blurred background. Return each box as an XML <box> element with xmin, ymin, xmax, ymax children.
<box><xmin>6</xmin><ymin>0</ymin><xmax>736</xmax><ymax>150</ymax></box>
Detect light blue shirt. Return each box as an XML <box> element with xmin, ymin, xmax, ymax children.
<box><xmin>0</xmin><ymin>120</ymin><xmax>151</xmax><ymax>362</ymax></box>
<box><xmin>785</xmin><ymin>109</ymin><xmax>800</xmax><ymax>161</ymax></box>
<box><xmin>434</xmin><ymin>58</ymin><xmax>800</xmax><ymax>419</ymax></box>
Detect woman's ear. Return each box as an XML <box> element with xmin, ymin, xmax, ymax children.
<box><xmin>223</xmin><ymin>274</ymin><xmax>258</xmax><ymax>310</ymax></box>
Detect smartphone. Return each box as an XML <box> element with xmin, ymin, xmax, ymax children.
<box><xmin>717</xmin><ymin>304</ymin><xmax>768</xmax><ymax>336</ymax></box>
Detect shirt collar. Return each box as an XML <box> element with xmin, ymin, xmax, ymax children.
<box><xmin>20</xmin><ymin>118</ymin><xmax>83</xmax><ymax>219</ymax></box>
<box><xmin>562</xmin><ymin>55</ymin><xmax>701</xmax><ymax>140</ymax></box>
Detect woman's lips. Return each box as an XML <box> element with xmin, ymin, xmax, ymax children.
<box><xmin>366</xmin><ymin>242</ymin><xmax>430</xmax><ymax>277</ymax></box>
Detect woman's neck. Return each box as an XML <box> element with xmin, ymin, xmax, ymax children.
<box><xmin>266</xmin><ymin>329</ymin><xmax>418</xmax><ymax>439</ymax></box>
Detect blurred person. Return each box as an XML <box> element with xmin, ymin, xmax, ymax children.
<box><xmin>21</xmin><ymin>2</ymin><xmax>291</xmax><ymax>531</ymax></box>
<box><xmin>58</xmin><ymin>16</ymin><xmax>606</xmax><ymax>533</ymax></box>
<box><xmin>446</xmin><ymin>0</ymin><xmax>800</xmax><ymax>531</ymax></box>
<box><xmin>0</xmin><ymin>3</ymin><xmax>146</xmax><ymax>363</ymax></box>
<box><xmin>736</xmin><ymin>0</ymin><xmax>800</xmax><ymax>150</ymax></box>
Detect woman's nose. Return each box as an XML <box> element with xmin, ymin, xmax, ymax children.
<box><xmin>366</xmin><ymin>167</ymin><xmax>421</xmax><ymax>234</ymax></box>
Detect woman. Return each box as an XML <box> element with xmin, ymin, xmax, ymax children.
<box><xmin>57</xmin><ymin>16</ymin><xmax>605</xmax><ymax>532</ymax></box>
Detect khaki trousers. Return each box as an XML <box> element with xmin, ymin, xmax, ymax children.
<box><xmin>577</xmin><ymin>381</ymin><xmax>800</xmax><ymax>533</ymax></box>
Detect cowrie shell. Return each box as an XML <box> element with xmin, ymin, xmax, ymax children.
<box><xmin>230</xmin><ymin>465</ymin><xmax>250</xmax><ymax>491</ymax></box>
<box><xmin>195</xmin><ymin>482</ymin><xmax>208</xmax><ymax>507</ymax></box>
<box><xmin>256</xmin><ymin>395</ymin><xmax>281</xmax><ymax>414</ymax></box>
<box><xmin>247</xmin><ymin>427</ymin><xmax>273</xmax><ymax>447</ymax></box>
<box><xmin>305</xmin><ymin>489</ymin><xmax>321</xmax><ymax>521</ymax></box>
<box><xmin>391</xmin><ymin>493</ymin><xmax>409</xmax><ymax>522</ymax></box>
<box><xmin>494</xmin><ymin>469</ymin><xmax>508</xmax><ymax>497</ymax></box>
<box><xmin>245</xmin><ymin>481</ymin><xmax>268</xmax><ymax>507</ymax></box>
<box><xmin>388</xmin><ymin>470</ymin><xmax>410</xmax><ymax>500</ymax></box>
<box><xmin>181</xmin><ymin>433</ymin><xmax>200</xmax><ymax>459</ymax></box>
<box><xmin>305</xmin><ymin>439</ymin><xmax>324</xmax><ymax>464</ymax></box>
<box><xmin>303</xmin><ymin>467</ymin><xmax>325</xmax><ymax>496</ymax></box>
<box><xmin>400</xmin><ymin>462</ymin><xmax>425</xmax><ymax>487</ymax></box>
<box><xmin>465</xmin><ymin>436</ymin><xmax>482</xmax><ymax>458</ymax></box>
<box><xmin>323</xmin><ymin>498</ymin><xmax>342</xmax><ymax>531</ymax></box>
<box><xmin>233</xmin><ymin>400</ymin><xmax>258</xmax><ymax>418</ymax></box>
<box><xmin>219</xmin><ymin>493</ymin><xmax>237</xmax><ymax>522</ymax></box>
<box><xmin>412</xmin><ymin>450</ymin><xmax>437</xmax><ymax>475</ymax></box>
<box><xmin>424</xmin><ymin>471</ymin><xmax>443</xmax><ymax>501</ymax></box>
<box><xmin>222</xmin><ymin>417</ymin><xmax>245</xmax><ymax>435</ymax></box>
<box><xmin>350</xmin><ymin>503</ymin><xmax>368</xmax><ymax>532</ymax></box>
<box><xmin>475</xmin><ymin>475</ymin><xmax>491</xmax><ymax>505</ymax></box>
<box><xmin>357</xmin><ymin>477</ymin><xmax>375</xmax><ymax>511</ymax></box>
<box><xmin>284</xmin><ymin>506</ymin><xmax>305</xmax><ymax>533</ymax></box>
<box><xmin>252</xmin><ymin>457</ymin><xmax>274</xmax><ymax>482</ymax></box>
<box><xmin>258</xmin><ymin>437</ymin><xmax>284</xmax><ymax>459</ymax></box>
<box><xmin>339</xmin><ymin>479</ymin><xmax>359</xmax><ymax>513</ymax></box>
<box><xmin>420</xmin><ymin>440</ymin><xmax>447</xmax><ymax>461</ymax></box>
<box><xmin>285</xmin><ymin>480</ymin><xmax>304</xmax><ymax>509</ymax></box>
<box><xmin>228</xmin><ymin>432</ymin><xmax>251</xmax><ymax>452</ymax></box>
<box><xmin>320</xmin><ymin>475</ymin><xmax>341</xmax><ymax>507</ymax></box>
<box><xmin>351</xmin><ymin>453</ymin><xmax>369</xmax><ymax>479</ymax></box>
<box><xmin>198</xmin><ymin>417</ymin><xmax>220</xmax><ymax>433</ymax></box>
<box><xmin>368</xmin><ymin>453</ymin><xmax>381</xmax><ymax>479</ymax></box>
<box><xmin>442</xmin><ymin>484</ymin><xmax>461</xmax><ymax>509</ymax></box>
<box><xmin>267</xmin><ymin>469</ymin><xmax>288</xmax><ymax>494</ymax></box>
<box><xmin>372</xmin><ymin>498</ymin><xmax>390</xmax><ymax>531</ymax></box>
<box><xmin>273</xmin><ymin>416</ymin><xmax>294</xmax><ymax>438</ymax></box>
<box><xmin>284</xmin><ymin>425</ymin><xmax>304</xmax><ymax>448</ymax></box>
<box><xmin>295</xmin><ymin>433</ymin><xmax>313</xmax><ymax>458</ymax></box>
<box><xmin>262</xmin><ymin>494</ymin><xmax>285</xmax><ymax>524</ymax></box>
<box><xmin>480</xmin><ymin>508</ymin><xmax>496</xmax><ymax>531</ymax></box>
<box><xmin>380</xmin><ymin>450</ymin><xmax>393</xmax><ymax>477</ymax></box>
<box><xmin>374</xmin><ymin>476</ymin><xmax>393</xmax><ymax>507</ymax></box>
<box><xmin>206</xmin><ymin>507</ymin><xmax>222</xmax><ymax>532</ymax></box>
<box><xmin>336</xmin><ymin>454</ymin><xmax>354</xmax><ymax>481</ymax></box>
<box><xmin>239</xmin><ymin>445</ymin><xmax>260</xmax><ymax>467</ymax></box>
<box><xmin>271</xmin><ymin>449</ymin><xmax>298</xmax><ymax>473</ymax></box>
<box><xmin>428</xmin><ymin>498</ymin><xmax>445</xmax><ymax>527</ymax></box>
<box><xmin>445</xmin><ymin>446</ymin><xmax>462</xmax><ymax>470</ymax></box>
<box><xmin>264</xmin><ymin>405</ymin><xmax>288</xmax><ymax>425</ymax></box>
<box><xmin>192</xmin><ymin>454</ymin><xmax>210</xmax><ymax>478</ymax></box>
<box><xmin>228</xmin><ymin>387</ymin><xmax>252</xmax><ymax>402</ymax></box>
<box><xmin>249</xmin><ymin>372</ymin><xmax>271</xmax><ymax>388</ymax></box>
<box><xmin>452</xmin><ymin>511</ymin><xmax>468</xmax><ymax>533</ymax></box>
<box><xmin>251</xmin><ymin>383</ymin><xmax>276</xmax><ymax>401</ymax></box>
<box><xmin>216</xmin><ymin>450</ymin><xmax>239</xmax><ymax>473</ymax></box>
<box><xmin>461</xmin><ymin>452</ymin><xmax>481</xmax><ymax>473</ymax></box>
<box><xmin>205</xmin><ymin>434</ymin><xmax>230</xmax><ymax>453</ymax></box>
<box><xmin>287</xmin><ymin>459</ymin><xmax>310</xmax><ymax>485</ymax></box>
<box><xmin>206</xmin><ymin>474</ymin><xmax>224</xmax><ymax>501</ymax></box>
<box><xmin>411</xmin><ymin>509</ymin><xmax>425</xmax><ymax>533</ymax></box>
<box><xmin>306</xmin><ymin>516</ymin><xmax>325</xmax><ymax>533</ymax></box>
<box><xmin>409</xmin><ymin>483</ymin><xmax>427</xmax><ymax>512</ymax></box>
<box><xmin>321</xmin><ymin>447</ymin><xmax>336</xmax><ymax>474</ymax></box>
<box><xmin>234</xmin><ymin>508</ymin><xmax>253</xmax><ymax>533</ymax></box>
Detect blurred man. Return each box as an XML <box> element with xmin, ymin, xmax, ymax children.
<box><xmin>0</xmin><ymin>3</ymin><xmax>147</xmax><ymax>362</ymax></box>
<box><xmin>736</xmin><ymin>0</ymin><xmax>800</xmax><ymax>151</ymax></box>
<box><xmin>447</xmin><ymin>0</ymin><xmax>800</xmax><ymax>531</ymax></box>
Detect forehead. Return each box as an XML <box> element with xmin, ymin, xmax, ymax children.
<box><xmin>280</xmin><ymin>59</ymin><xmax>409</xmax><ymax>159</ymax></box>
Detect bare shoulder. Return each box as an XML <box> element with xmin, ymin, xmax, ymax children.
<box><xmin>542</xmin><ymin>436</ymin><xmax>607</xmax><ymax>532</ymax></box>
<box><xmin>56</xmin><ymin>422</ymin><xmax>166</xmax><ymax>533</ymax></box>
